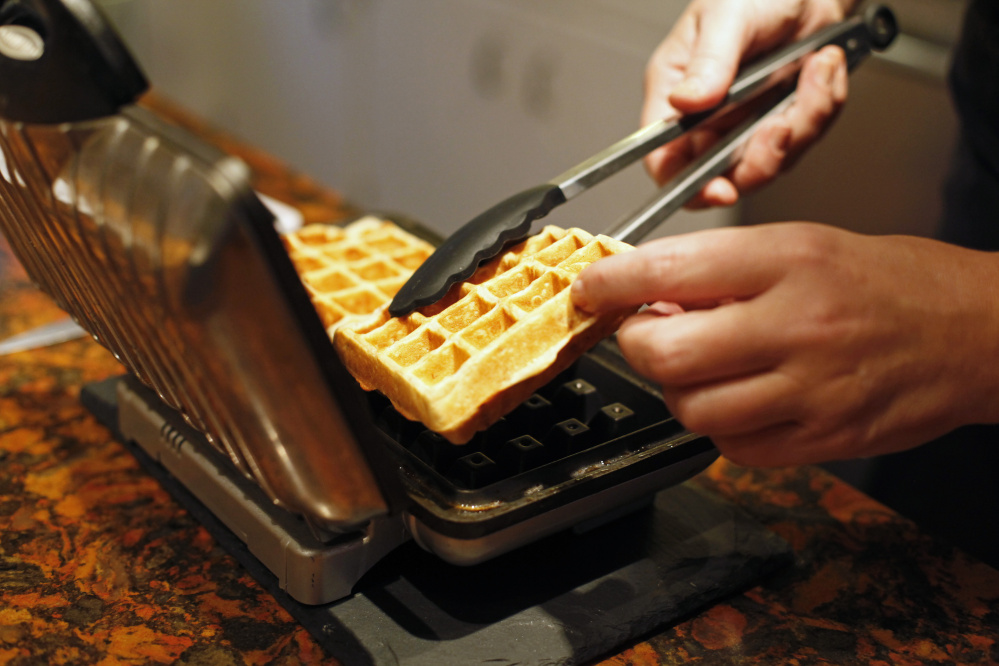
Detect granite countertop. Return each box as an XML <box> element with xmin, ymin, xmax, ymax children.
<box><xmin>0</xmin><ymin>95</ymin><xmax>996</xmax><ymax>665</ymax></box>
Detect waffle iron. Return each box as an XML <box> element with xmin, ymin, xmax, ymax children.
<box><xmin>0</xmin><ymin>0</ymin><xmax>723</xmax><ymax>607</ymax></box>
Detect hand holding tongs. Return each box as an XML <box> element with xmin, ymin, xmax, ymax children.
<box><xmin>389</xmin><ymin>5</ymin><xmax>898</xmax><ymax>317</ymax></box>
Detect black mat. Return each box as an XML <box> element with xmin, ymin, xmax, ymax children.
<box><xmin>82</xmin><ymin>377</ymin><xmax>792</xmax><ymax>666</ymax></box>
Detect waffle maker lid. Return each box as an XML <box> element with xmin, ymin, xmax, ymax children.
<box><xmin>0</xmin><ymin>0</ymin><xmax>401</xmax><ymax>530</ymax></box>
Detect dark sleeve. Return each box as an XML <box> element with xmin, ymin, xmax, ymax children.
<box><xmin>948</xmin><ymin>0</ymin><xmax>999</xmax><ymax>180</ymax></box>
<box><xmin>938</xmin><ymin>0</ymin><xmax>999</xmax><ymax>251</ymax></box>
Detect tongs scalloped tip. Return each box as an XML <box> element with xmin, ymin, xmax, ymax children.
<box><xmin>388</xmin><ymin>183</ymin><xmax>564</xmax><ymax>317</ymax></box>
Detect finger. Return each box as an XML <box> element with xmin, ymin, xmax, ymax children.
<box><xmin>702</xmin><ymin>46</ymin><xmax>845</xmax><ymax>196</ymax></box>
<box><xmin>674</xmin><ymin>127</ymin><xmax>740</xmax><ymax>201</ymax></box>
<box><xmin>645</xmin><ymin>133</ymin><xmax>697</xmax><ymax>187</ymax></box>
<box><xmin>645</xmin><ymin>136</ymin><xmax>743</xmax><ymax>200</ymax></box>
<box><xmin>708</xmin><ymin>422</ymin><xmax>807</xmax><ymax>467</ymax></box>
<box><xmin>727</xmin><ymin>116</ymin><xmax>792</xmax><ymax>194</ymax></box>
<box><xmin>615</xmin><ymin>301</ymin><xmax>784</xmax><ymax>387</ymax></box>
<box><xmin>781</xmin><ymin>45</ymin><xmax>848</xmax><ymax>162</ymax></box>
<box><xmin>641</xmin><ymin>22</ymin><xmax>692</xmax><ymax>129</ymax></box>
<box><xmin>645</xmin><ymin>301</ymin><xmax>686</xmax><ymax>316</ymax></box>
<box><xmin>572</xmin><ymin>227</ymin><xmax>783</xmax><ymax>313</ymax></box>
<box><xmin>660</xmin><ymin>369</ymin><xmax>802</xmax><ymax>437</ymax></box>
<box><xmin>669</xmin><ymin>8</ymin><xmax>749</xmax><ymax>112</ymax></box>
<box><xmin>641</xmin><ymin>15</ymin><xmax>698</xmax><ymax>184</ymax></box>
<box><xmin>709</xmin><ymin>415</ymin><xmax>870</xmax><ymax>467</ymax></box>
<box><xmin>694</xmin><ymin>176</ymin><xmax>740</xmax><ymax>208</ymax></box>
<box><xmin>642</xmin><ymin>6</ymin><xmax>748</xmax><ymax>185</ymax></box>
<box><xmin>678</xmin><ymin>45</ymin><xmax>848</xmax><ymax>197</ymax></box>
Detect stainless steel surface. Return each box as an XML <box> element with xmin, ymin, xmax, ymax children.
<box><xmin>0</xmin><ymin>318</ymin><xmax>87</xmax><ymax>355</ymax></box>
<box><xmin>0</xmin><ymin>105</ymin><xmax>388</xmax><ymax>530</ymax></box>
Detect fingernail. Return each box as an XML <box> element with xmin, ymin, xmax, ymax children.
<box><xmin>672</xmin><ymin>76</ymin><xmax>703</xmax><ymax>100</ymax></box>
<box><xmin>570</xmin><ymin>276</ymin><xmax>590</xmax><ymax>311</ymax></box>
<box><xmin>833</xmin><ymin>57</ymin><xmax>848</xmax><ymax>99</ymax></box>
<box><xmin>818</xmin><ymin>53</ymin><xmax>836</xmax><ymax>86</ymax></box>
<box><xmin>648</xmin><ymin>301</ymin><xmax>684</xmax><ymax>316</ymax></box>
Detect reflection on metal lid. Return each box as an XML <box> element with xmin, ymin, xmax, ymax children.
<box><xmin>0</xmin><ymin>25</ymin><xmax>44</xmax><ymax>62</ymax></box>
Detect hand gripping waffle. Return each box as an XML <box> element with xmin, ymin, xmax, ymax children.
<box><xmin>334</xmin><ymin>225</ymin><xmax>637</xmax><ymax>444</ymax></box>
<box><xmin>282</xmin><ymin>216</ymin><xmax>436</xmax><ymax>332</ymax></box>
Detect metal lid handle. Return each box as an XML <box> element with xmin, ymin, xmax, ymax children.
<box><xmin>0</xmin><ymin>0</ymin><xmax>147</xmax><ymax>123</ymax></box>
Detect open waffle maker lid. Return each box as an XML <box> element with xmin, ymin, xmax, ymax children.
<box><xmin>0</xmin><ymin>0</ymin><xmax>716</xmax><ymax>542</ymax></box>
<box><xmin>0</xmin><ymin>0</ymin><xmax>405</xmax><ymax>529</ymax></box>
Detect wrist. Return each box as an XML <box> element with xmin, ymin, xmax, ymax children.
<box><xmin>945</xmin><ymin>247</ymin><xmax>999</xmax><ymax>427</ymax></box>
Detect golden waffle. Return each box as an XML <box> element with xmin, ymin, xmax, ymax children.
<box><xmin>282</xmin><ymin>216</ymin><xmax>435</xmax><ymax>332</ymax></box>
<box><xmin>335</xmin><ymin>225</ymin><xmax>636</xmax><ymax>444</ymax></box>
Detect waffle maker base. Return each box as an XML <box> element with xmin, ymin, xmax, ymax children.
<box><xmin>82</xmin><ymin>376</ymin><xmax>792</xmax><ymax>665</ymax></box>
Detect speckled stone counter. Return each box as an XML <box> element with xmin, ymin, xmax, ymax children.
<box><xmin>0</xmin><ymin>95</ymin><xmax>997</xmax><ymax>665</ymax></box>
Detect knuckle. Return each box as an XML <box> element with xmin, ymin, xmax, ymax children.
<box><xmin>780</xmin><ymin>224</ymin><xmax>838</xmax><ymax>267</ymax></box>
<box><xmin>667</xmin><ymin>392</ymin><xmax>714</xmax><ymax>433</ymax></box>
<box><xmin>734</xmin><ymin>150</ymin><xmax>776</xmax><ymax>191</ymax></box>
<box><xmin>641</xmin><ymin>239</ymin><xmax>689</xmax><ymax>286</ymax></box>
<box><xmin>618</xmin><ymin>327</ymin><xmax>676</xmax><ymax>380</ymax></box>
<box><xmin>807</xmin><ymin>91</ymin><xmax>837</xmax><ymax>123</ymax></box>
<box><xmin>716</xmin><ymin>441</ymin><xmax>765</xmax><ymax>467</ymax></box>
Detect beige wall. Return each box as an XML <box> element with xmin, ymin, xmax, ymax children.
<box><xmin>741</xmin><ymin>56</ymin><xmax>959</xmax><ymax>238</ymax></box>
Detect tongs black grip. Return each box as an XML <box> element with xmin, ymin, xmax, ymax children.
<box><xmin>0</xmin><ymin>0</ymin><xmax>147</xmax><ymax>124</ymax></box>
<box><xmin>388</xmin><ymin>5</ymin><xmax>898</xmax><ymax>317</ymax></box>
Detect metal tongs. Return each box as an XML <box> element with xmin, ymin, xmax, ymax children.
<box><xmin>389</xmin><ymin>5</ymin><xmax>898</xmax><ymax>317</ymax></box>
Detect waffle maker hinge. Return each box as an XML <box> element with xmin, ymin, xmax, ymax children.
<box><xmin>115</xmin><ymin>375</ymin><xmax>409</xmax><ymax>605</ymax></box>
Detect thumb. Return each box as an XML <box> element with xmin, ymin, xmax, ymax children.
<box><xmin>669</xmin><ymin>8</ymin><xmax>747</xmax><ymax>112</ymax></box>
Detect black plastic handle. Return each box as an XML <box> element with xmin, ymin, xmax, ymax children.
<box><xmin>0</xmin><ymin>0</ymin><xmax>147</xmax><ymax>124</ymax></box>
<box><xmin>865</xmin><ymin>4</ymin><xmax>898</xmax><ymax>50</ymax></box>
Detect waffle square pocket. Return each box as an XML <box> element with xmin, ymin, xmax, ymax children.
<box><xmin>282</xmin><ymin>216</ymin><xmax>436</xmax><ymax>332</ymax></box>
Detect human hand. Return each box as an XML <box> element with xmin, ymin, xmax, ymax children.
<box><xmin>572</xmin><ymin>223</ymin><xmax>999</xmax><ymax>466</ymax></box>
<box><xmin>644</xmin><ymin>0</ymin><xmax>855</xmax><ymax>206</ymax></box>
